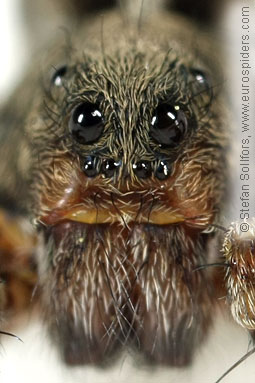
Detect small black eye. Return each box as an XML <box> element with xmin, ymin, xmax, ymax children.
<box><xmin>191</xmin><ymin>69</ymin><xmax>208</xmax><ymax>86</ymax></box>
<box><xmin>190</xmin><ymin>68</ymin><xmax>212</xmax><ymax>105</ymax></box>
<box><xmin>155</xmin><ymin>160</ymin><xmax>171</xmax><ymax>180</ymax></box>
<box><xmin>51</xmin><ymin>65</ymin><xmax>67</xmax><ymax>86</ymax></box>
<box><xmin>69</xmin><ymin>103</ymin><xmax>104</xmax><ymax>144</ymax></box>
<box><xmin>132</xmin><ymin>161</ymin><xmax>152</xmax><ymax>179</ymax></box>
<box><xmin>150</xmin><ymin>104</ymin><xmax>188</xmax><ymax>147</ymax></box>
<box><xmin>83</xmin><ymin>156</ymin><xmax>98</xmax><ymax>177</ymax></box>
<box><xmin>101</xmin><ymin>159</ymin><xmax>121</xmax><ymax>178</ymax></box>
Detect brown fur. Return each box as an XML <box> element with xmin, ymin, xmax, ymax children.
<box><xmin>0</xmin><ymin>2</ymin><xmax>229</xmax><ymax>366</ymax></box>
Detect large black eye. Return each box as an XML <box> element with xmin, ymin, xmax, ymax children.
<box><xmin>150</xmin><ymin>104</ymin><xmax>188</xmax><ymax>147</ymax></box>
<box><xmin>69</xmin><ymin>103</ymin><xmax>104</xmax><ymax>144</ymax></box>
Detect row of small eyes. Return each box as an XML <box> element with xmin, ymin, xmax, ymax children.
<box><xmin>83</xmin><ymin>156</ymin><xmax>172</xmax><ymax>180</ymax></box>
<box><xmin>69</xmin><ymin>101</ymin><xmax>188</xmax><ymax>147</ymax></box>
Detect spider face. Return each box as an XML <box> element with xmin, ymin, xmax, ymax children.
<box><xmin>33</xmin><ymin>36</ymin><xmax>222</xmax><ymax>229</ymax></box>
<box><xmin>0</xmin><ymin>3</ymin><xmax>230</xmax><ymax>371</ymax></box>
<box><xmin>19</xmin><ymin>14</ymin><xmax>228</xmax><ymax>365</ymax></box>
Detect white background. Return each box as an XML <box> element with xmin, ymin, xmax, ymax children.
<box><xmin>0</xmin><ymin>0</ymin><xmax>28</xmax><ymax>101</ymax></box>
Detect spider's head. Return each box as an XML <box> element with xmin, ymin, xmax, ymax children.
<box><xmin>30</xmin><ymin>38</ymin><xmax>225</xmax><ymax>231</ymax></box>
<box><xmin>18</xmin><ymin>11</ymin><xmax>229</xmax><ymax>366</ymax></box>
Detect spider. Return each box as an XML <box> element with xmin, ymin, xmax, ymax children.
<box><xmin>0</xmin><ymin>1</ymin><xmax>254</xmax><ymax>382</ymax></box>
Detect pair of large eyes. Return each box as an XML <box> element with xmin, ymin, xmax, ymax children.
<box><xmin>68</xmin><ymin>102</ymin><xmax>188</xmax><ymax>147</ymax></box>
<box><xmin>52</xmin><ymin>65</ymin><xmax>208</xmax><ymax>146</ymax></box>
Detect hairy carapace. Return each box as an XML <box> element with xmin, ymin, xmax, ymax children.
<box><xmin>0</xmin><ymin>0</ymin><xmax>232</xmax><ymax>368</ymax></box>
